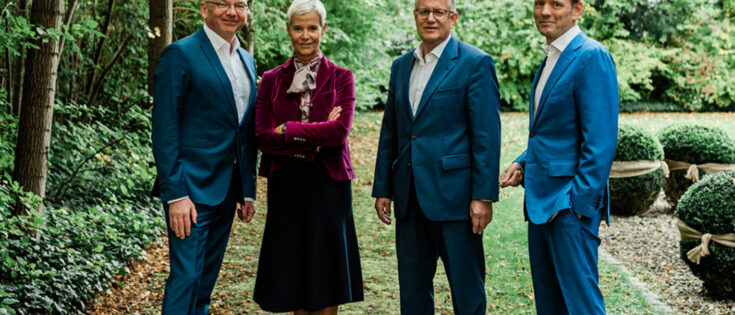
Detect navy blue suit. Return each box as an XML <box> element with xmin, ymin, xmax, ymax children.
<box><xmin>152</xmin><ymin>28</ymin><xmax>257</xmax><ymax>315</ymax></box>
<box><xmin>373</xmin><ymin>36</ymin><xmax>501</xmax><ymax>314</ymax></box>
<box><xmin>515</xmin><ymin>32</ymin><xmax>618</xmax><ymax>314</ymax></box>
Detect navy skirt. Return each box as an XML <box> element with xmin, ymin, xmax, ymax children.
<box><xmin>253</xmin><ymin>159</ymin><xmax>364</xmax><ymax>312</ymax></box>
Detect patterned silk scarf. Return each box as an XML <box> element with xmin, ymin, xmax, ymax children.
<box><xmin>287</xmin><ymin>52</ymin><xmax>323</xmax><ymax>122</ymax></box>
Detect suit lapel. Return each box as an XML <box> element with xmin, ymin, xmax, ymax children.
<box><xmin>312</xmin><ymin>56</ymin><xmax>334</xmax><ymax>99</ymax></box>
<box><xmin>276</xmin><ymin>58</ymin><xmax>299</xmax><ymax>116</ymax></box>
<box><xmin>197</xmin><ymin>29</ymin><xmax>238</xmax><ymax>123</ymax></box>
<box><xmin>529</xmin><ymin>58</ymin><xmax>545</xmax><ymax>128</ymax></box>
<box><xmin>414</xmin><ymin>36</ymin><xmax>458</xmax><ymax>121</ymax></box>
<box><xmin>237</xmin><ymin>48</ymin><xmax>257</xmax><ymax>125</ymax></box>
<box><xmin>397</xmin><ymin>51</ymin><xmax>414</xmax><ymax>121</ymax></box>
<box><xmin>531</xmin><ymin>33</ymin><xmax>586</xmax><ymax>131</ymax></box>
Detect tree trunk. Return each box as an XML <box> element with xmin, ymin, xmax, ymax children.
<box><xmin>11</xmin><ymin>0</ymin><xmax>28</xmax><ymax>116</ymax></box>
<box><xmin>147</xmin><ymin>0</ymin><xmax>172</xmax><ymax>103</ymax></box>
<box><xmin>12</xmin><ymin>0</ymin><xmax>63</xmax><ymax>216</ymax></box>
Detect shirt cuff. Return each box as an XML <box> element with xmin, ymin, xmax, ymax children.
<box><xmin>167</xmin><ymin>196</ymin><xmax>189</xmax><ymax>204</ymax></box>
<box><xmin>243</xmin><ymin>197</ymin><xmax>255</xmax><ymax>203</ymax></box>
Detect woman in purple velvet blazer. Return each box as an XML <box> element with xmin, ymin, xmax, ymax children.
<box><xmin>252</xmin><ymin>0</ymin><xmax>363</xmax><ymax>314</ymax></box>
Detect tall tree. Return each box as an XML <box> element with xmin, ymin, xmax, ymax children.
<box><xmin>12</xmin><ymin>0</ymin><xmax>63</xmax><ymax>216</ymax></box>
<box><xmin>148</xmin><ymin>0</ymin><xmax>172</xmax><ymax>100</ymax></box>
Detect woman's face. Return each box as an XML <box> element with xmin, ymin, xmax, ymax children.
<box><xmin>287</xmin><ymin>11</ymin><xmax>327</xmax><ymax>62</ymax></box>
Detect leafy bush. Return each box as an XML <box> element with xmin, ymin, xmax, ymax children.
<box><xmin>0</xmin><ymin>92</ymin><xmax>17</xmax><ymax>174</ymax></box>
<box><xmin>0</xmin><ymin>185</ymin><xmax>164</xmax><ymax>314</ymax></box>
<box><xmin>675</xmin><ymin>171</ymin><xmax>735</xmax><ymax>299</ymax></box>
<box><xmin>660</xmin><ymin>125</ymin><xmax>735</xmax><ymax>209</ymax></box>
<box><xmin>46</xmin><ymin>101</ymin><xmax>156</xmax><ymax>209</ymax></box>
<box><xmin>609</xmin><ymin>125</ymin><xmax>665</xmax><ymax>216</ymax></box>
<box><xmin>0</xmin><ymin>101</ymin><xmax>163</xmax><ymax>314</ymax></box>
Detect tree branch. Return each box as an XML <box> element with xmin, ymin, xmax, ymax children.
<box><xmin>50</xmin><ymin>135</ymin><xmax>126</xmax><ymax>202</ymax></box>
<box><xmin>88</xmin><ymin>34</ymin><xmax>132</xmax><ymax>107</ymax></box>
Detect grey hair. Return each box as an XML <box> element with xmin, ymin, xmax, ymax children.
<box><xmin>287</xmin><ymin>0</ymin><xmax>327</xmax><ymax>27</ymax></box>
<box><xmin>414</xmin><ymin>0</ymin><xmax>456</xmax><ymax>11</ymax></box>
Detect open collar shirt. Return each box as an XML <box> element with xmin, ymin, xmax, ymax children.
<box><xmin>409</xmin><ymin>34</ymin><xmax>452</xmax><ymax>115</ymax></box>
<box><xmin>533</xmin><ymin>25</ymin><xmax>581</xmax><ymax>116</ymax></box>
<box><xmin>203</xmin><ymin>24</ymin><xmax>251</xmax><ymax>124</ymax></box>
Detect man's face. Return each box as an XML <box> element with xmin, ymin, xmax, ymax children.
<box><xmin>533</xmin><ymin>0</ymin><xmax>583</xmax><ymax>43</ymax></box>
<box><xmin>200</xmin><ymin>0</ymin><xmax>248</xmax><ymax>41</ymax></box>
<box><xmin>414</xmin><ymin>0</ymin><xmax>457</xmax><ymax>48</ymax></box>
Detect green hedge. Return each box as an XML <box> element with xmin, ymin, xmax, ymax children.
<box><xmin>659</xmin><ymin>125</ymin><xmax>735</xmax><ymax>209</ymax></box>
<box><xmin>609</xmin><ymin>125</ymin><xmax>665</xmax><ymax>216</ymax></box>
<box><xmin>675</xmin><ymin>171</ymin><xmax>735</xmax><ymax>299</ymax></box>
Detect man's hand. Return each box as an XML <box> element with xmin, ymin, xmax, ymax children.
<box><xmin>499</xmin><ymin>161</ymin><xmax>524</xmax><ymax>188</ymax></box>
<box><xmin>328</xmin><ymin>106</ymin><xmax>342</xmax><ymax>121</ymax></box>
<box><xmin>375</xmin><ymin>198</ymin><xmax>392</xmax><ymax>225</ymax></box>
<box><xmin>169</xmin><ymin>198</ymin><xmax>197</xmax><ymax>239</ymax></box>
<box><xmin>238</xmin><ymin>200</ymin><xmax>255</xmax><ymax>223</ymax></box>
<box><xmin>470</xmin><ymin>200</ymin><xmax>493</xmax><ymax>234</ymax></box>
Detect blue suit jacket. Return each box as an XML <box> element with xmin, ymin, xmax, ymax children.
<box><xmin>372</xmin><ymin>36</ymin><xmax>501</xmax><ymax>222</ymax></box>
<box><xmin>515</xmin><ymin>32</ymin><xmax>619</xmax><ymax>224</ymax></box>
<box><xmin>152</xmin><ymin>28</ymin><xmax>258</xmax><ymax>206</ymax></box>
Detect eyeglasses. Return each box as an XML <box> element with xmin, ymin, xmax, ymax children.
<box><xmin>414</xmin><ymin>8</ymin><xmax>454</xmax><ymax>20</ymax></box>
<box><xmin>206</xmin><ymin>1</ymin><xmax>248</xmax><ymax>12</ymax></box>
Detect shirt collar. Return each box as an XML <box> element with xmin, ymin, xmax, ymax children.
<box><xmin>540</xmin><ymin>25</ymin><xmax>580</xmax><ymax>56</ymax></box>
<box><xmin>414</xmin><ymin>34</ymin><xmax>452</xmax><ymax>62</ymax></box>
<box><xmin>203</xmin><ymin>24</ymin><xmax>241</xmax><ymax>55</ymax></box>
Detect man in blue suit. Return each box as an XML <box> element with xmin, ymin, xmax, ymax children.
<box><xmin>500</xmin><ymin>0</ymin><xmax>618</xmax><ymax>314</ymax></box>
<box><xmin>372</xmin><ymin>0</ymin><xmax>501</xmax><ymax>313</ymax></box>
<box><xmin>151</xmin><ymin>1</ymin><xmax>257</xmax><ymax>314</ymax></box>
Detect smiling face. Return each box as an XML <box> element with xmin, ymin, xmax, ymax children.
<box><xmin>414</xmin><ymin>0</ymin><xmax>457</xmax><ymax>54</ymax></box>
<box><xmin>287</xmin><ymin>11</ymin><xmax>327</xmax><ymax>64</ymax></box>
<box><xmin>200</xmin><ymin>0</ymin><xmax>248</xmax><ymax>42</ymax></box>
<box><xmin>533</xmin><ymin>0</ymin><xmax>583</xmax><ymax>44</ymax></box>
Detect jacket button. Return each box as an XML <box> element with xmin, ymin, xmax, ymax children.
<box><xmin>529</xmin><ymin>132</ymin><xmax>535</xmax><ymax>138</ymax></box>
<box><xmin>407</xmin><ymin>162</ymin><xmax>412</xmax><ymax>167</ymax></box>
<box><xmin>411</xmin><ymin>135</ymin><xmax>417</xmax><ymax>140</ymax></box>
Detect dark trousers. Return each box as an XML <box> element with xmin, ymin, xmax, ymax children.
<box><xmin>161</xmin><ymin>174</ymin><xmax>239</xmax><ymax>315</ymax></box>
<box><xmin>395</xmin><ymin>182</ymin><xmax>486</xmax><ymax>315</ymax></box>
<box><xmin>528</xmin><ymin>209</ymin><xmax>606</xmax><ymax>315</ymax></box>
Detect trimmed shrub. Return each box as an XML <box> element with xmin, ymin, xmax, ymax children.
<box><xmin>675</xmin><ymin>171</ymin><xmax>735</xmax><ymax>299</ymax></box>
<box><xmin>609</xmin><ymin>125</ymin><xmax>665</xmax><ymax>216</ymax></box>
<box><xmin>659</xmin><ymin>125</ymin><xmax>735</xmax><ymax>209</ymax></box>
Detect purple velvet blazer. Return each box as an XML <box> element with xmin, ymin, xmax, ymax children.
<box><xmin>255</xmin><ymin>56</ymin><xmax>355</xmax><ymax>182</ymax></box>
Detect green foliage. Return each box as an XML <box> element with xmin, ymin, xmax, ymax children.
<box><xmin>455</xmin><ymin>0</ymin><xmax>542</xmax><ymax>111</ymax></box>
<box><xmin>46</xmin><ymin>101</ymin><xmax>155</xmax><ymax>208</ymax></box>
<box><xmin>0</xmin><ymin>100</ymin><xmax>162</xmax><ymax>314</ymax></box>
<box><xmin>660</xmin><ymin>124</ymin><xmax>735</xmax><ymax>208</ymax></box>
<box><xmin>0</xmin><ymin>92</ymin><xmax>16</xmax><ymax>173</ymax></box>
<box><xmin>604</xmin><ymin>39</ymin><xmax>673</xmax><ymax>107</ymax></box>
<box><xmin>609</xmin><ymin>125</ymin><xmax>665</xmax><ymax>216</ymax></box>
<box><xmin>0</xmin><ymin>196</ymin><xmax>164</xmax><ymax>314</ymax></box>
<box><xmin>675</xmin><ymin>171</ymin><xmax>735</xmax><ymax>299</ymax></box>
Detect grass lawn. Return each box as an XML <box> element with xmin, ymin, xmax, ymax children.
<box><xmin>138</xmin><ymin>111</ymin><xmax>735</xmax><ymax>314</ymax></box>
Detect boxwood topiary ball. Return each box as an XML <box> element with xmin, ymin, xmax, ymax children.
<box><xmin>675</xmin><ymin>171</ymin><xmax>735</xmax><ymax>299</ymax></box>
<box><xmin>659</xmin><ymin>125</ymin><xmax>735</xmax><ymax>209</ymax></box>
<box><xmin>609</xmin><ymin>125</ymin><xmax>665</xmax><ymax>216</ymax></box>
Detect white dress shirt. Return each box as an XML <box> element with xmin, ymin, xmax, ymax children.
<box><xmin>203</xmin><ymin>24</ymin><xmax>251</xmax><ymax>123</ymax></box>
<box><xmin>409</xmin><ymin>35</ymin><xmax>452</xmax><ymax>115</ymax></box>
<box><xmin>533</xmin><ymin>25</ymin><xmax>581</xmax><ymax>115</ymax></box>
